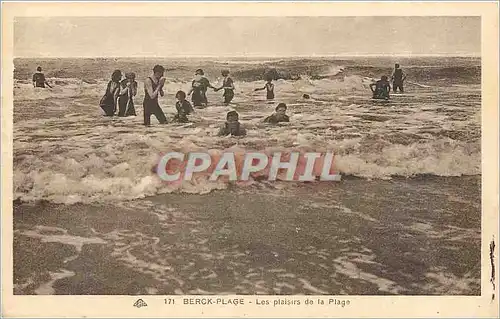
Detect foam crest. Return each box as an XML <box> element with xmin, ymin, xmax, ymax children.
<box><xmin>14</xmin><ymin>133</ymin><xmax>479</xmax><ymax>204</ymax></box>
<box><xmin>14</xmin><ymin>78</ymin><xmax>105</xmax><ymax>101</ymax></box>
<box><xmin>13</xmin><ymin>58</ymin><xmax>481</xmax><ymax>203</ymax></box>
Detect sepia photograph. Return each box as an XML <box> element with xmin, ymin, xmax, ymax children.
<box><xmin>2</xmin><ymin>2</ymin><xmax>499</xmax><ymax>318</ymax></box>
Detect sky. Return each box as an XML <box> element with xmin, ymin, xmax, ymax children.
<box><xmin>14</xmin><ymin>16</ymin><xmax>481</xmax><ymax>57</ymax></box>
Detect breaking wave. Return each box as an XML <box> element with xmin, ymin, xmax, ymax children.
<box><xmin>14</xmin><ymin>57</ymin><xmax>480</xmax><ymax>84</ymax></box>
<box><xmin>12</xmin><ymin>57</ymin><xmax>481</xmax><ymax>203</ymax></box>
<box><xmin>13</xmin><ymin>131</ymin><xmax>480</xmax><ymax>204</ymax></box>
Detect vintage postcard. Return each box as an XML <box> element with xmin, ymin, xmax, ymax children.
<box><xmin>1</xmin><ymin>1</ymin><xmax>499</xmax><ymax>318</ymax></box>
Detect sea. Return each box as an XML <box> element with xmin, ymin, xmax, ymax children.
<box><xmin>12</xmin><ymin>56</ymin><xmax>481</xmax><ymax>295</ymax></box>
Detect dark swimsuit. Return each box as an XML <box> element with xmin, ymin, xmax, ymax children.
<box><xmin>393</xmin><ymin>69</ymin><xmax>404</xmax><ymax>93</ymax></box>
<box><xmin>373</xmin><ymin>81</ymin><xmax>391</xmax><ymax>99</ymax></box>
<box><xmin>173</xmin><ymin>100</ymin><xmax>194</xmax><ymax>123</ymax></box>
<box><xmin>191</xmin><ymin>80</ymin><xmax>204</xmax><ymax>107</ymax></box>
<box><xmin>117</xmin><ymin>80</ymin><xmax>137</xmax><ymax>116</ymax></box>
<box><xmin>219</xmin><ymin>122</ymin><xmax>245</xmax><ymax>136</ymax></box>
<box><xmin>33</xmin><ymin>72</ymin><xmax>46</xmax><ymax>88</ymax></box>
<box><xmin>266</xmin><ymin>83</ymin><xmax>275</xmax><ymax>100</ymax></box>
<box><xmin>191</xmin><ymin>77</ymin><xmax>211</xmax><ymax>107</ymax></box>
<box><xmin>176</xmin><ymin>100</ymin><xmax>193</xmax><ymax>115</ymax></box>
<box><xmin>143</xmin><ymin>77</ymin><xmax>167</xmax><ymax>125</ymax></box>
<box><xmin>264</xmin><ymin>114</ymin><xmax>289</xmax><ymax>124</ymax></box>
<box><xmin>222</xmin><ymin>77</ymin><xmax>234</xmax><ymax>104</ymax></box>
<box><xmin>100</xmin><ymin>80</ymin><xmax>120</xmax><ymax>116</ymax></box>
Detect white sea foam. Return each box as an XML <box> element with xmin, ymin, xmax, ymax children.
<box><xmin>13</xmin><ymin>72</ymin><xmax>480</xmax><ymax>203</ymax></box>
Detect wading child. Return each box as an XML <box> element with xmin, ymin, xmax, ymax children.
<box><xmin>264</xmin><ymin>103</ymin><xmax>290</xmax><ymax>124</ymax></box>
<box><xmin>254</xmin><ymin>76</ymin><xmax>275</xmax><ymax>100</ymax></box>
<box><xmin>117</xmin><ymin>72</ymin><xmax>138</xmax><ymax>117</ymax></box>
<box><xmin>214</xmin><ymin>70</ymin><xmax>235</xmax><ymax>105</ymax></box>
<box><xmin>173</xmin><ymin>90</ymin><xmax>194</xmax><ymax>123</ymax></box>
<box><xmin>218</xmin><ymin>111</ymin><xmax>247</xmax><ymax>137</ymax></box>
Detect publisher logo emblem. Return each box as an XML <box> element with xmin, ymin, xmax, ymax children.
<box><xmin>134</xmin><ymin>299</ymin><xmax>148</xmax><ymax>308</ymax></box>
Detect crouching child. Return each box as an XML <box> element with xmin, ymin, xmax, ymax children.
<box><xmin>218</xmin><ymin>111</ymin><xmax>247</xmax><ymax>137</ymax></box>
<box><xmin>173</xmin><ymin>90</ymin><xmax>194</xmax><ymax>123</ymax></box>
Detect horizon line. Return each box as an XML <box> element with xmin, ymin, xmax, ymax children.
<box><xmin>14</xmin><ymin>53</ymin><xmax>481</xmax><ymax>59</ymax></box>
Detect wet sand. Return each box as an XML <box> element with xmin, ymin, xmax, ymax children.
<box><xmin>14</xmin><ymin>175</ymin><xmax>481</xmax><ymax>295</ymax></box>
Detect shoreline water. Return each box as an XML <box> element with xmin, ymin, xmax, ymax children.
<box><xmin>14</xmin><ymin>175</ymin><xmax>481</xmax><ymax>295</ymax></box>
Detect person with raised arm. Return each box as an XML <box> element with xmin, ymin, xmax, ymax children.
<box><xmin>254</xmin><ymin>75</ymin><xmax>275</xmax><ymax>100</ymax></box>
<box><xmin>117</xmin><ymin>72</ymin><xmax>138</xmax><ymax>117</ymax></box>
<box><xmin>214</xmin><ymin>70</ymin><xmax>235</xmax><ymax>105</ymax></box>
<box><xmin>187</xmin><ymin>69</ymin><xmax>215</xmax><ymax>108</ymax></box>
<box><xmin>143</xmin><ymin>65</ymin><xmax>168</xmax><ymax>126</ymax></box>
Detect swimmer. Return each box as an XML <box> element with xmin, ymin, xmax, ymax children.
<box><xmin>370</xmin><ymin>76</ymin><xmax>391</xmax><ymax>100</ymax></box>
<box><xmin>264</xmin><ymin>103</ymin><xmax>290</xmax><ymax>124</ymax></box>
<box><xmin>32</xmin><ymin>66</ymin><xmax>52</xmax><ymax>88</ymax></box>
<box><xmin>218</xmin><ymin>110</ymin><xmax>247</xmax><ymax>137</ymax></box>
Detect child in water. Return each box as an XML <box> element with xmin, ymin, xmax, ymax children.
<box><xmin>188</xmin><ymin>69</ymin><xmax>214</xmax><ymax>108</ymax></box>
<box><xmin>264</xmin><ymin>103</ymin><xmax>290</xmax><ymax>124</ymax></box>
<box><xmin>254</xmin><ymin>77</ymin><xmax>275</xmax><ymax>100</ymax></box>
<box><xmin>173</xmin><ymin>90</ymin><xmax>194</xmax><ymax>123</ymax></box>
<box><xmin>117</xmin><ymin>72</ymin><xmax>138</xmax><ymax>117</ymax></box>
<box><xmin>370</xmin><ymin>76</ymin><xmax>391</xmax><ymax>100</ymax></box>
<box><xmin>218</xmin><ymin>111</ymin><xmax>247</xmax><ymax>137</ymax></box>
<box><xmin>214</xmin><ymin>70</ymin><xmax>235</xmax><ymax>105</ymax></box>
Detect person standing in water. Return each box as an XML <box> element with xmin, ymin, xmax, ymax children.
<box><xmin>370</xmin><ymin>76</ymin><xmax>391</xmax><ymax>100</ymax></box>
<box><xmin>214</xmin><ymin>70</ymin><xmax>235</xmax><ymax>105</ymax></box>
<box><xmin>391</xmin><ymin>63</ymin><xmax>407</xmax><ymax>93</ymax></box>
<box><xmin>32</xmin><ymin>66</ymin><xmax>52</xmax><ymax>88</ymax></box>
<box><xmin>254</xmin><ymin>76</ymin><xmax>274</xmax><ymax>100</ymax></box>
<box><xmin>143</xmin><ymin>65</ymin><xmax>168</xmax><ymax>126</ymax></box>
<box><xmin>117</xmin><ymin>72</ymin><xmax>138</xmax><ymax>117</ymax></box>
<box><xmin>188</xmin><ymin>69</ymin><xmax>214</xmax><ymax>108</ymax></box>
<box><xmin>100</xmin><ymin>69</ymin><xmax>122</xmax><ymax>116</ymax></box>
